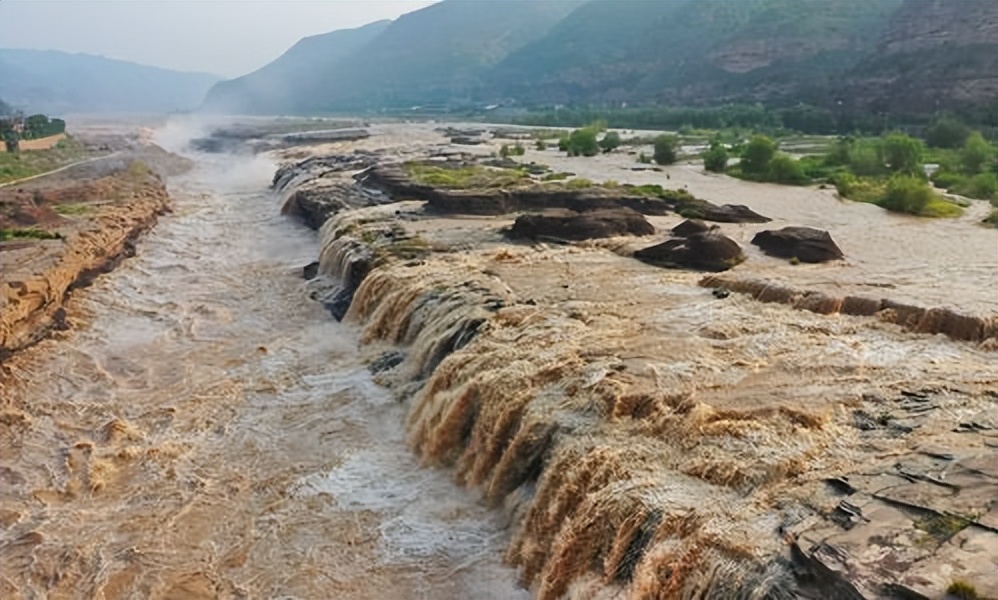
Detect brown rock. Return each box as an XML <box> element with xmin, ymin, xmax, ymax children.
<box><xmin>508</xmin><ymin>208</ymin><xmax>655</xmax><ymax>242</ymax></box>
<box><xmin>701</xmin><ymin>204</ymin><xmax>771</xmax><ymax>223</ymax></box>
<box><xmin>635</xmin><ymin>232</ymin><xmax>745</xmax><ymax>272</ymax></box>
<box><xmin>670</xmin><ymin>219</ymin><xmax>711</xmax><ymax>238</ymax></box>
<box><xmin>752</xmin><ymin>227</ymin><xmax>844</xmax><ymax>263</ymax></box>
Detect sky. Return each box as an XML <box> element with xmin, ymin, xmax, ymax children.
<box><xmin>0</xmin><ymin>0</ymin><xmax>439</xmax><ymax>78</ymax></box>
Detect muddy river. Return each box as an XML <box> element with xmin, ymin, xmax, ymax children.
<box><xmin>0</xmin><ymin>150</ymin><xmax>527</xmax><ymax>599</ymax></box>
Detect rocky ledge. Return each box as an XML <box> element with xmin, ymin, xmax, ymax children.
<box><xmin>0</xmin><ymin>163</ymin><xmax>173</xmax><ymax>357</ymax></box>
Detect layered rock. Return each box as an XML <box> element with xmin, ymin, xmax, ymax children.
<box><xmin>700</xmin><ymin>275</ymin><xmax>998</xmax><ymax>343</ymax></box>
<box><xmin>507</xmin><ymin>208</ymin><xmax>655</xmax><ymax>242</ymax></box>
<box><xmin>1</xmin><ymin>169</ymin><xmax>172</xmax><ymax>357</ymax></box>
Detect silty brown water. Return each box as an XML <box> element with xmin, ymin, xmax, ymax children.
<box><xmin>0</xmin><ymin>147</ymin><xmax>528</xmax><ymax>600</ymax></box>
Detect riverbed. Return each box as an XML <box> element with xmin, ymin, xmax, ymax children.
<box><xmin>0</xmin><ymin>148</ymin><xmax>527</xmax><ymax>599</ymax></box>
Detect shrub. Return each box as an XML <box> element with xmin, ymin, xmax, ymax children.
<box><xmin>557</xmin><ymin>135</ymin><xmax>569</xmax><ymax>152</ymax></box>
<box><xmin>599</xmin><ymin>131</ymin><xmax>622</xmax><ymax>153</ymax></box>
<box><xmin>702</xmin><ymin>142</ymin><xmax>728</xmax><ymax>173</ymax></box>
<box><xmin>824</xmin><ymin>137</ymin><xmax>852</xmax><ymax>166</ymax></box>
<box><xmin>767</xmin><ymin>154</ymin><xmax>809</xmax><ymax>185</ymax></box>
<box><xmin>535</xmin><ymin>139</ymin><xmax>547</xmax><ymax>151</ymax></box>
<box><xmin>879</xmin><ymin>175</ymin><xmax>932</xmax><ymax>214</ymax></box>
<box><xmin>653</xmin><ymin>135</ymin><xmax>678</xmax><ymax>165</ymax></box>
<box><xmin>565</xmin><ymin>128</ymin><xmax>600</xmax><ymax>157</ymax></box>
<box><xmin>930</xmin><ymin>169</ymin><xmax>962</xmax><ymax>190</ymax></box>
<box><xmin>953</xmin><ymin>172</ymin><xmax>997</xmax><ymax>200</ymax></box>
<box><xmin>961</xmin><ymin>132</ymin><xmax>994</xmax><ymax>174</ymax></box>
<box><xmin>511</xmin><ymin>142</ymin><xmax>526</xmax><ymax>156</ymax></box>
<box><xmin>740</xmin><ymin>135</ymin><xmax>776</xmax><ymax>174</ymax></box>
<box><xmin>637</xmin><ymin>152</ymin><xmax>651</xmax><ymax>164</ymax></box>
<box><xmin>499</xmin><ymin>144</ymin><xmax>511</xmax><ymax>158</ymax></box>
<box><xmin>881</xmin><ymin>133</ymin><xmax>923</xmax><ymax>175</ymax></box>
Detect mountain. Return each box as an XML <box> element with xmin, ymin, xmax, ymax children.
<box><xmin>201</xmin><ymin>20</ymin><xmax>391</xmax><ymax>115</ymax></box>
<box><xmin>202</xmin><ymin>0</ymin><xmax>998</xmax><ymax>121</ymax></box>
<box><xmin>491</xmin><ymin>0</ymin><xmax>903</xmax><ymax>107</ymax></box>
<box><xmin>0</xmin><ymin>49</ymin><xmax>220</xmax><ymax>114</ymax></box>
<box><xmin>201</xmin><ymin>0</ymin><xmax>584</xmax><ymax>114</ymax></box>
<box><xmin>843</xmin><ymin>0</ymin><xmax>998</xmax><ymax>119</ymax></box>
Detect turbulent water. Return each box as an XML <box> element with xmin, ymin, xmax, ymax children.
<box><xmin>0</xmin><ymin>150</ymin><xmax>527</xmax><ymax>599</ymax></box>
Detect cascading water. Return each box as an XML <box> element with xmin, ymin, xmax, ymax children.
<box><xmin>0</xmin><ymin>135</ymin><xmax>528</xmax><ymax>599</ymax></box>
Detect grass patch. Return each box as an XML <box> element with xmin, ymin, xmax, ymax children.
<box><xmin>542</xmin><ymin>171</ymin><xmax>572</xmax><ymax>181</ymax></box>
<box><xmin>920</xmin><ymin>197</ymin><xmax>965</xmax><ymax>218</ymax></box>
<box><xmin>915</xmin><ymin>513</ymin><xmax>972</xmax><ymax>542</ymax></box>
<box><xmin>404</xmin><ymin>162</ymin><xmax>529</xmax><ymax>189</ymax></box>
<box><xmin>835</xmin><ymin>173</ymin><xmax>963</xmax><ymax>217</ymax></box>
<box><xmin>0</xmin><ymin>136</ymin><xmax>92</xmax><ymax>184</ymax></box>
<box><xmin>0</xmin><ymin>227</ymin><xmax>62</xmax><ymax>241</ymax></box>
<box><xmin>947</xmin><ymin>580</ymin><xmax>981</xmax><ymax>600</ymax></box>
<box><xmin>54</xmin><ymin>202</ymin><xmax>93</xmax><ymax>216</ymax></box>
<box><xmin>566</xmin><ymin>177</ymin><xmax>593</xmax><ymax>189</ymax></box>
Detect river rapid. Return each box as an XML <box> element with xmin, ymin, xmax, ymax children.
<box><xmin>0</xmin><ymin>145</ymin><xmax>527</xmax><ymax>599</ymax></box>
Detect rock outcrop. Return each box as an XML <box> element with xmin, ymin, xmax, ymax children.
<box><xmin>670</xmin><ymin>219</ymin><xmax>712</xmax><ymax>237</ymax></box>
<box><xmin>701</xmin><ymin>203</ymin><xmax>771</xmax><ymax>223</ymax></box>
<box><xmin>751</xmin><ymin>226</ymin><xmax>844</xmax><ymax>263</ymax></box>
<box><xmin>700</xmin><ymin>275</ymin><xmax>998</xmax><ymax>343</ymax></box>
<box><xmin>357</xmin><ymin>163</ymin><xmax>676</xmax><ymax>216</ymax></box>
<box><xmin>1</xmin><ymin>169</ymin><xmax>172</xmax><ymax>357</ymax></box>
<box><xmin>635</xmin><ymin>231</ymin><xmax>745</xmax><ymax>272</ymax></box>
<box><xmin>507</xmin><ymin>208</ymin><xmax>655</xmax><ymax>242</ymax></box>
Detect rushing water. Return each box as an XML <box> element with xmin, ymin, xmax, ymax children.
<box><xmin>0</xmin><ymin>150</ymin><xmax>528</xmax><ymax>599</ymax></box>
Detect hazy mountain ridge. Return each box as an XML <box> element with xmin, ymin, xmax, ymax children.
<box><xmin>201</xmin><ymin>20</ymin><xmax>391</xmax><ymax>115</ymax></box>
<box><xmin>202</xmin><ymin>0</ymin><xmax>583</xmax><ymax>114</ymax></box>
<box><xmin>202</xmin><ymin>0</ymin><xmax>998</xmax><ymax>120</ymax></box>
<box><xmin>0</xmin><ymin>49</ymin><xmax>220</xmax><ymax>114</ymax></box>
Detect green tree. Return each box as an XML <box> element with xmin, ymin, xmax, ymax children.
<box><xmin>824</xmin><ymin>137</ymin><xmax>853</xmax><ymax>167</ymax></box>
<box><xmin>599</xmin><ymin>131</ymin><xmax>622</xmax><ymax>153</ymax></box>
<box><xmin>653</xmin><ymin>135</ymin><xmax>678</xmax><ymax>165</ymax></box>
<box><xmin>961</xmin><ymin>132</ymin><xmax>994</xmax><ymax>174</ymax></box>
<box><xmin>702</xmin><ymin>141</ymin><xmax>728</xmax><ymax>173</ymax></box>
<box><xmin>881</xmin><ymin>133</ymin><xmax>923</xmax><ymax>175</ymax></box>
<box><xmin>925</xmin><ymin>116</ymin><xmax>970</xmax><ymax>149</ymax></box>
<box><xmin>848</xmin><ymin>142</ymin><xmax>885</xmax><ymax>176</ymax></box>
<box><xmin>741</xmin><ymin>135</ymin><xmax>776</xmax><ymax>174</ymax></box>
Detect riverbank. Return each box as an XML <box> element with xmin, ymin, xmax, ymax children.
<box><xmin>277</xmin><ymin>122</ymin><xmax>998</xmax><ymax>599</ymax></box>
<box><xmin>0</xmin><ymin>137</ymin><xmax>190</xmax><ymax>358</ymax></box>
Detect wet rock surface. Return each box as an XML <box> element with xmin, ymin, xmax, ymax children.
<box><xmin>752</xmin><ymin>226</ymin><xmax>845</xmax><ymax>263</ymax></box>
<box><xmin>635</xmin><ymin>231</ymin><xmax>745</xmax><ymax>272</ymax></box>
<box><xmin>507</xmin><ymin>208</ymin><xmax>655</xmax><ymax>242</ymax></box>
<box><xmin>700</xmin><ymin>275</ymin><xmax>998</xmax><ymax>343</ymax></box>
